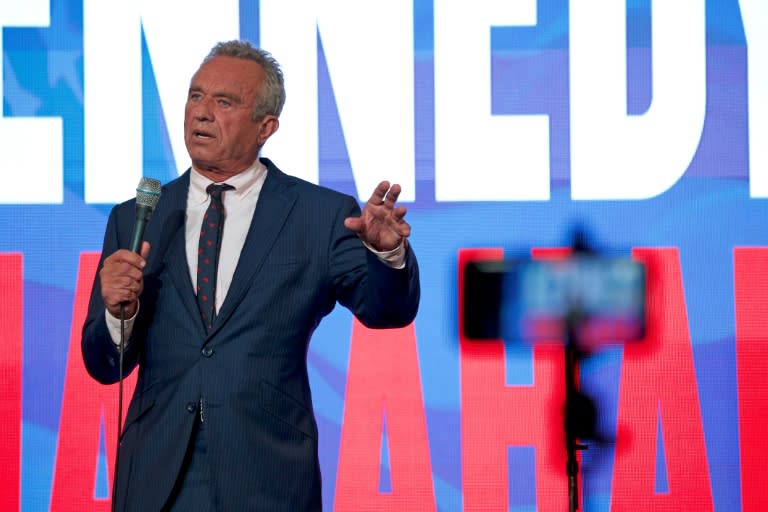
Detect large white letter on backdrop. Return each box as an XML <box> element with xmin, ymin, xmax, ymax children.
<box><xmin>84</xmin><ymin>0</ymin><xmax>238</xmax><ymax>203</ymax></box>
<box><xmin>434</xmin><ymin>0</ymin><xmax>549</xmax><ymax>201</ymax></box>
<box><xmin>0</xmin><ymin>2</ymin><xmax>63</xmax><ymax>204</ymax></box>
<box><xmin>739</xmin><ymin>0</ymin><xmax>768</xmax><ymax>197</ymax></box>
<box><xmin>258</xmin><ymin>0</ymin><xmax>318</xmax><ymax>184</ymax></box>
<box><xmin>260</xmin><ymin>1</ymin><xmax>414</xmax><ymax>200</ymax></box>
<box><xmin>569</xmin><ymin>0</ymin><xmax>706</xmax><ymax>200</ymax></box>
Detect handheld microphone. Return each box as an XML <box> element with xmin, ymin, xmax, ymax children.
<box><xmin>128</xmin><ymin>177</ymin><xmax>162</xmax><ymax>253</ymax></box>
<box><xmin>113</xmin><ymin>177</ymin><xmax>160</xmax><ymax>512</ymax></box>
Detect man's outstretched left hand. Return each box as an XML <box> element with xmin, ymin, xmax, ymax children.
<box><xmin>344</xmin><ymin>181</ymin><xmax>411</xmax><ymax>251</ymax></box>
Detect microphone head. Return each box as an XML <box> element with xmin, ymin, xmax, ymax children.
<box><xmin>136</xmin><ymin>177</ymin><xmax>162</xmax><ymax>210</ymax></box>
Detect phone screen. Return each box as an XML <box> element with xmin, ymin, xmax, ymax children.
<box><xmin>464</xmin><ymin>257</ymin><xmax>646</xmax><ymax>348</ymax></box>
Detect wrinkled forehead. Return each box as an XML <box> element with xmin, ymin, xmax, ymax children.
<box><xmin>189</xmin><ymin>56</ymin><xmax>265</xmax><ymax>99</ymax></box>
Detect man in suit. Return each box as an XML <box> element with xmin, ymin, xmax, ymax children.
<box><xmin>81</xmin><ymin>40</ymin><xmax>419</xmax><ymax>511</ymax></box>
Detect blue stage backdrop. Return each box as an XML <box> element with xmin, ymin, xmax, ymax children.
<box><xmin>1</xmin><ymin>1</ymin><xmax>767</xmax><ymax>511</ymax></box>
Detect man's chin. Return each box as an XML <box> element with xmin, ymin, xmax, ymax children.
<box><xmin>186</xmin><ymin>135</ymin><xmax>217</xmax><ymax>151</ymax></box>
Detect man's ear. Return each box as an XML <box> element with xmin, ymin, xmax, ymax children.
<box><xmin>258</xmin><ymin>116</ymin><xmax>279</xmax><ymax>146</ymax></box>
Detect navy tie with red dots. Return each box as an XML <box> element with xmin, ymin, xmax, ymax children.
<box><xmin>197</xmin><ymin>183</ymin><xmax>234</xmax><ymax>331</ymax></box>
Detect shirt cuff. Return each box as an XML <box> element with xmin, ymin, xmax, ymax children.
<box><xmin>362</xmin><ymin>239</ymin><xmax>407</xmax><ymax>269</ymax></box>
<box><xmin>105</xmin><ymin>302</ymin><xmax>139</xmax><ymax>347</ymax></box>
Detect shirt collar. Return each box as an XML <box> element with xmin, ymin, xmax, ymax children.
<box><xmin>189</xmin><ymin>159</ymin><xmax>267</xmax><ymax>204</ymax></box>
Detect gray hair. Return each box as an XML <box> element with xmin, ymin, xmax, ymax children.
<box><xmin>204</xmin><ymin>40</ymin><xmax>286</xmax><ymax>120</ymax></box>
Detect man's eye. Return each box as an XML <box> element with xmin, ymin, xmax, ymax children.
<box><xmin>218</xmin><ymin>100</ymin><xmax>231</xmax><ymax>108</ymax></box>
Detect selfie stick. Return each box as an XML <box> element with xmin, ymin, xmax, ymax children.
<box><xmin>563</xmin><ymin>312</ymin><xmax>592</xmax><ymax>512</ymax></box>
<box><xmin>563</xmin><ymin>232</ymin><xmax>598</xmax><ymax>512</ymax></box>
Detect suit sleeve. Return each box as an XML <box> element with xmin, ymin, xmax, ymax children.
<box><xmin>81</xmin><ymin>205</ymin><xmax>143</xmax><ymax>384</ymax></box>
<box><xmin>330</xmin><ymin>196</ymin><xmax>420</xmax><ymax>328</ymax></box>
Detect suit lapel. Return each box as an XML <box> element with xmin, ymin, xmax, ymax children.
<box><xmin>156</xmin><ymin>171</ymin><xmax>208</xmax><ymax>338</ymax></box>
<box><xmin>210</xmin><ymin>166</ymin><xmax>298</xmax><ymax>336</ymax></box>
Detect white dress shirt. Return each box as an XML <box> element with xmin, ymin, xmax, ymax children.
<box><xmin>185</xmin><ymin>160</ymin><xmax>266</xmax><ymax>311</ymax></box>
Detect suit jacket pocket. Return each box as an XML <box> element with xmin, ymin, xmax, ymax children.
<box><xmin>258</xmin><ymin>380</ymin><xmax>318</xmax><ymax>441</ymax></box>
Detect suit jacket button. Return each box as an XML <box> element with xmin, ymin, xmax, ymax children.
<box><xmin>186</xmin><ymin>402</ymin><xmax>197</xmax><ymax>413</ymax></box>
<box><xmin>201</xmin><ymin>346</ymin><xmax>214</xmax><ymax>357</ymax></box>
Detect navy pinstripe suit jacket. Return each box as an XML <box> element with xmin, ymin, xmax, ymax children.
<box><xmin>81</xmin><ymin>158</ymin><xmax>420</xmax><ymax>511</ymax></box>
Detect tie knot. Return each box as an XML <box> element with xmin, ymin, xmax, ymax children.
<box><xmin>206</xmin><ymin>183</ymin><xmax>234</xmax><ymax>200</ymax></box>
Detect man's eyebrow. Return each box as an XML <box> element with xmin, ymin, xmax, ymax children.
<box><xmin>188</xmin><ymin>86</ymin><xmax>242</xmax><ymax>104</ymax></box>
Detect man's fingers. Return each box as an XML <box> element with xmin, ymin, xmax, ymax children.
<box><xmin>100</xmin><ymin>248</ymin><xmax>147</xmax><ymax>307</ymax></box>
<box><xmin>102</xmin><ymin>249</ymin><xmax>148</xmax><ymax>279</ymax></box>
<box><xmin>104</xmin><ymin>252</ymin><xmax>143</xmax><ymax>272</ymax></box>
<box><xmin>367</xmin><ymin>181</ymin><xmax>391</xmax><ymax>205</ymax></box>
<box><xmin>365</xmin><ymin>181</ymin><xmax>405</xmax><ymax>208</ymax></box>
<box><xmin>140</xmin><ymin>241</ymin><xmax>151</xmax><ymax>261</ymax></box>
<box><xmin>102</xmin><ymin>277</ymin><xmax>142</xmax><ymax>299</ymax></box>
<box><xmin>115</xmin><ymin>274</ymin><xmax>142</xmax><ymax>291</ymax></box>
<box><xmin>384</xmin><ymin>184</ymin><xmax>402</xmax><ymax>205</ymax></box>
<box><xmin>102</xmin><ymin>263</ymin><xmax>143</xmax><ymax>283</ymax></box>
<box><xmin>344</xmin><ymin>217</ymin><xmax>363</xmax><ymax>232</ymax></box>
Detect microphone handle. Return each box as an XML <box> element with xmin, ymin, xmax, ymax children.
<box><xmin>128</xmin><ymin>205</ymin><xmax>153</xmax><ymax>253</ymax></box>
